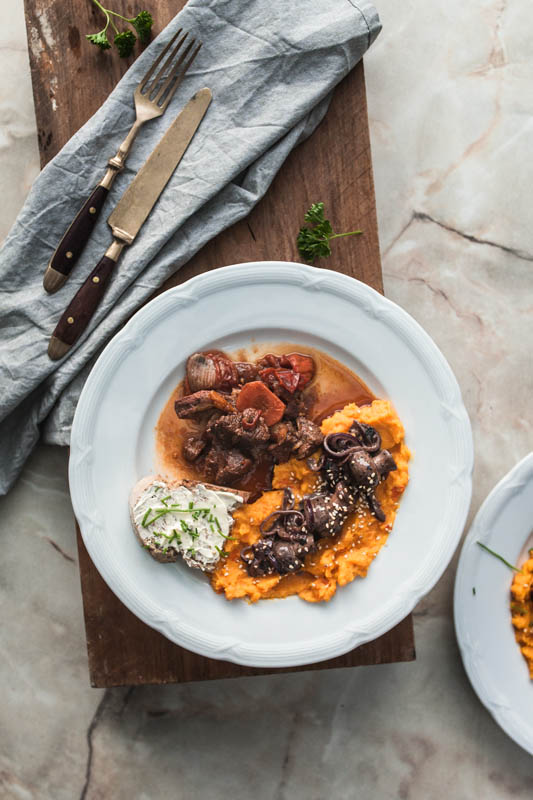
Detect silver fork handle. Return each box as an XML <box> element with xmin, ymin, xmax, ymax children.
<box><xmin>108</xmin><ymin>118</ymin><xmax>144</xmax><ymax>171</ymax></box>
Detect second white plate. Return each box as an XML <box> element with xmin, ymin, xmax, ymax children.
<box><xmin>455</xmin><ymin>453</ymin><xmax>533</xmax><ymax>755</ymax></box>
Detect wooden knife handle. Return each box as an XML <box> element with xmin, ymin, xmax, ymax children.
<box><xmin>48</xmin><ymin>252</ymin><xmax>119</xmax><ymax>360</ymax></box>
<box><xmin>43</xmin><ymin>185</ymin><xmax>110</xmax><ymax>293</ymax></box>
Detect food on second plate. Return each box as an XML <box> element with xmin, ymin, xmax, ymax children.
<box><xmin>510</xmin><ymin>552</ymin><xmax>533</xmax><ymax>678</ymax></box>
<box><xmin>145</xmin><ymin>345</ymin><xmax>410</xmax><ymax>603</ymax></box>
<box><xmin>129</xmin><ymin>475</ymin><xmax>246</xmax><ymax>571</ymax></box>
<box><xmin>211</xmin><ymin>399</ymin><xmax>409</xmax><ymax>603</ymax></box>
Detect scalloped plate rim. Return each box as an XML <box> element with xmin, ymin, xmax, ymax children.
<box><xmin>70</xmin><ymin>260</ymin><xmax>473</xmax><ymax>667</ymax></box>
<box><xmin>454</xmin><ymin>452</ymin><xmax>533</xmax><ymax>755</ymax></box>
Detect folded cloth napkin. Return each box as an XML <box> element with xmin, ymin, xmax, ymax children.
<box><xmin>0</xmin><ymin>0</ymin><xmax>380</xmax><ymax>494</ymax></box>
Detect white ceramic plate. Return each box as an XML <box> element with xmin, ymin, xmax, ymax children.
<box><xmin>454</xmin><ymin>453</ymin><xmax>533</xmax><ymax>755</ymax></box>
<box><xmin>70</xmin><ymin>261</ymin><xmax>473</xmax><ymax>667</ymax></box>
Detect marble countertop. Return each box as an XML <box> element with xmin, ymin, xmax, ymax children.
<box><xmin>1</xmin><ymin>0</ymin><xmax>532</xmax><ymax>796</ymax></box>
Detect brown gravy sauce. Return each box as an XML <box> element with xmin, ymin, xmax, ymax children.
<box><xmin>155</xmin><ymin>344</ymin><xmax>375</xmax><ymax>497</ymax></box>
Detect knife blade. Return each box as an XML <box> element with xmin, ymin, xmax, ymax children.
<box><xmin>48</xmin><ymin>88</ymin><xmax>212</xmax><ymax>361</ymax></box>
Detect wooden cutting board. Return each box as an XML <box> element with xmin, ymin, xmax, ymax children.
<box><xmin>24</xmin><ymin>0</ymin><xmax>415</xmax><ymax>686</ymax></box>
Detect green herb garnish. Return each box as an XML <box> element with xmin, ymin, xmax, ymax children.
<box><xmin>131</xmin><ymin>10</ymin><xmax>153</xmax><ymax>43</ymax></box>
<box><xmin>215</xmin><ymin>546</ymin><xmax>228</xmax><ymax>558</ymax></box>
<box><xmin>476</xmin><ymin>541</ymin><xmax>521</xmax><ymax>572</ymax></box>
<box><xmin>86</xmin><ymin>1</ymin><xmax>153</xmax><ymax>58</ymax></box>
<box><xmin>143</xmin><ymin>506</ymin><xmax>209</xmax><ymax>527</ymax></box>
<box><xmin>141</xmin><ymin>508</ymin><xmax>152</xmax><ymax>528</ymax></box>
<box><xmin>297</xmin><ymin>202</ymin><xmax>362</xmax><ymax>263</ymax></box>
<box><xmin>180</xmin><ymin>519</ymin><xmax>191</xmax><ymax>534</ymax></box>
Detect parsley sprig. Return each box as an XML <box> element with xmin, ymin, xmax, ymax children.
<box><xmin>297</xmin><ymin>202</ymin><xmax>362</xmax><ymax>262</ymax></box>
<box><xmin>87</xmin><ymin>1</ymin><xmax>153</xmax><ymax>58</ymax></box>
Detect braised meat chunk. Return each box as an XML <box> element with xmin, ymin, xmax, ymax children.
<box><xmin>186</xmin><ymin>352</ymin><xmax>258</xmax><ymax>392</ymax></box>
<box><xmin>175</xmin><ymin>349</ymin><xmax>318</xmax><ymax>489</ymax></box>
<box><xmin>293</xmin><ymin>415</ymin><xmax>323</xmax><ymax>459</ymax></box>
<box><xmin>217</xmin><ymin>449</ymin><xmax>253</xmax><ymax>485</ymax></box>
<box><xmin>207</xmin><ymin>411</ymin><xmax>270</xmax><ymax>453</ymax></box>
<box><xmin>182</xmin><ymin>434</ymin><xmax>206</xmax><ymax>462</ymax></box>
<box><xmin>268</xmin><ymin>420</ymin><xmax>298</xmax><ymax>463</ymax></box>
<box><xmin>203</xmin><ymin>443</ymin><xmax>252</xmax><ymax>486</ymax></box>
<box><xmin>175</xmin><ymin>390</ymin><xmax>234</xmax><ymax>418</ymax></box>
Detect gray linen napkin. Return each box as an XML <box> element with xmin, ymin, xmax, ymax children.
<box><xmin>0</xmin><ymin>0</ymin><xmax>380</xmax><ymax>494</ymax></box>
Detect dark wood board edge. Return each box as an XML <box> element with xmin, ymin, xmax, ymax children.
<box><xmin>25</xmin><ymin>0</ymin><xmax>415</xmax><ymax>686</ymax></box>
<box><xmin>77</xmin><ymin>528</ymin><xmax>415</xmax><ymax>687</ymax></box>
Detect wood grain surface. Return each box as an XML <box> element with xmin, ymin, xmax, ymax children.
<box><xmin>24</xmin><ymin>0</ymin><xmax>415</xmax><ymax>687</ymax></box>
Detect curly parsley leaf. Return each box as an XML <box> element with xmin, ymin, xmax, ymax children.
<box><xmin>114</xmin><ymin>30</ymin><xmax>136</xmax><ymax>58</ymax></box>
<box><xmin>87</xmin><ymin>2</ymin><xmax>153</xmax><ymax>57</ymax></box>
<box><xmin>297</xmin><ymin>202</ymin><xmax>362</xmax><ymax>263</ymax></box>
<box><xmin>86</xmin><ymin>29</ymin><xmax>112</xmax><ymax>51</ymax></box>
<box><xmin>131</xmin><ymin>10</ymin><xmax>154</xmax><ymax>43</ymax></box>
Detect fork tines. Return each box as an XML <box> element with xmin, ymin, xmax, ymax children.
<box><xmin>138</xmin><ymin>29</ymin><xmax>202</xmax><ymax>111</ymax></box>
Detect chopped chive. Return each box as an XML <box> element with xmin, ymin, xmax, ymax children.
<box><xmin>141</xmin><ymin>508</ymin><xmax>152</xmax><ymax>527</ymax></box>
<box><xmin>214</xmin><ymin>517</ymin><xmax>221</xmax><ymax>532</ymax></box>
<box><xmin>189</xmin><ymin>501</ymin><xmax>194</xmax><ymax>510</ymax></box>
<box><xmin>477</xmin><ymin>541</ymin><xmax>521</xmax><ymax>572</ymax></box>
<box><xmin>215</xmin><ymin>545</ymin><xmax>228</xmax><ymax>557</ymax></box>
<box><xmin>218</xmin><ymin>531</ymin><xmax>236</xmax><ymax>541</ymax></box>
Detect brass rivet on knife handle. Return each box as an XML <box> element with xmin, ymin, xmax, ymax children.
<box><xmin>48</xmin><ymin>241</ymin><xmax>124</xmax><ymax>360</ymax></box>
<box><xmin>44</xmin><ymin>184</ymin><xmax>111</xmax><ymax>294</ymax></box>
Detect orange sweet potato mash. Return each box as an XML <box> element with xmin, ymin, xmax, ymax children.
<box><xmin>511</xmin><ymin>556</ymin><xmax>533</xmax><ymax>678</ymax></box>
<box><xmin>211</xmin><ymin>399</ymin><xmax>410</xmax><ymax>603</ymax></box>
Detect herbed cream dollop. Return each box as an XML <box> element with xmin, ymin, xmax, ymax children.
<box><xmin>132</xmin><ymin>480</ymin><xmax>242</xmax><ymax>571</ymax></box>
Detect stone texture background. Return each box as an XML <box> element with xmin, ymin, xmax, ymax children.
<box><xmin>1</xmin><ymin>0</ymin><xmax>532</xmax><ymax>796</ymax></box>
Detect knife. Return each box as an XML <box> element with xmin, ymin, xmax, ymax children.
<box><xmin>48</xmin><ymin>88</ymin><xmax>212</xmax><ymax>361</ymax></box>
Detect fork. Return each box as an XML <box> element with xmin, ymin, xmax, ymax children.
<box><xmin>43</xmin><ymin>29</ymin><xmax>202</xmax><ymax>294</ymax></box>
